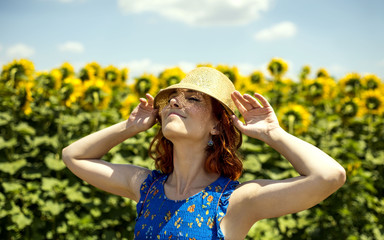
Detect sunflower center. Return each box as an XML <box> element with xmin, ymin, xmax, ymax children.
<box><xmin>366</xmin><ymin>97</ymin><xmax>380</xmax><ymax>110</ymax></box>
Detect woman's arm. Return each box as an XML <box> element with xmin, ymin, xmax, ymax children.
<box><xmin>62</xmin><ymin>94</ymin><xmax>157</xmax><ymax>202</ymax></box>
<box><xmin>220</xmin><ymin>92</ymin><xmax>346</xmax><ymax>238</ymax></box>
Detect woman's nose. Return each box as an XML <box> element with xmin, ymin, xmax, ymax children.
<box><xmin>169</xmin><ymin>97</ymin><xmax>180</xmax><ymax>108</ymax></box>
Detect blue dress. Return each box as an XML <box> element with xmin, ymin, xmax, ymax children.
<box><xmin>134</xmin><ymin>170</ymin><xmax>239</xmax><ymax>239</ymax></box>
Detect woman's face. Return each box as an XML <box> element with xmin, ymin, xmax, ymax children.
<box><xmin>160</xmin><ymin>89</ymin><xmax>217</xmax><ymax>144</ymax></box>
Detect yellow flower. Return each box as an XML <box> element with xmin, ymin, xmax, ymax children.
<box><xmin>79</xmin><ymin>62</ymin><xmax>103</xmax><ymax>81</ymax></box>
<box><xmin>249</xmin><ymin>71</ymin><xmax>265</xmax><ymax>85</ymax></box>
<box><xmin>196</xmin><ymin>63</ymin><xmax>213</xmax><ymax>68</ymax></box>
<box><xmin>132</xmin><ymin>73</ymin><xmax>159</xmax><ymax>97</ymax></box>
<box><xmin>362</xmin><ymin>74</ymin><xmax>382</xmax><ymax>90</ymax></box>
<box><xmin>120</xmin><ymin>94</ymin><xmax>139</xmax><ymax>119</ymax></box>
<box><xmin>358</xmin><ymin>89</ymin><xmax>384</xmax><ymax>116</ymax></box>
<box><xmin>158</xmin><ymin>67</ymin><xmax>186</xmax><ymax>88</ymax></box>
<box><xmin>59</xmin><ymin>62</ymin><xmax>75</xmax><ymax>79</ymax></box>
<box><xmin>34</xmin><ymin>70</ymin><xmax>62</xmax><ymax>95</ymax></box>
<box><xmin>316</xmin><ymin>68</ymin><xmax>330</xmax><ymax>78</ymax></box>
<box><xmin>303</xmin><ymin>77</ymin><xmax>337</xmax><ymax>104</ymax></box>
<box><xmin>1</xmin><ymin>59</ymin><xmax>35</xmax><ymax>88</ymax></box>
<box><xmin>120</xmin><ymin>67</ymin><xmax>129</xmax><ymax>82</ymax></box>
<box><xmin>278</xmin><ymin>103</ymin><xmax>311</xmax><ymax>134</ymax></box>
<box><xmin>82</xmin><ymin>78</ymin><xmax>112</xmax><ymax>110</ymax></box>
<box><xmin>337</xmin><ymin>97</ymin><xmax>360</xmax><ymax>119</ymax></box>
<box><xmin>267</xmin><ymin>58</ymin><xmax>288</xmax><ymax>79</ymax></box>
<box><xmin>17</xmin><ymin>81</ymin><xmax>34</xmax><ymax>115</ymax></box>
<box><xmin>216</xmin><ymin>65</ymin><xmax>240</xmax><ymax>83</ymax></box>
<box><xmin>85</xmin><ymin>62</ymin><xmax>103</xmax><ymax>78</ymax></box>
<box><xmin>103</xmin><ymin>65</ymin><xmax>124</xmax><ymax>87</ymax></box>
<box><xmin>339</xmin><ymin>73</ymin><xmax>362</xmax><ymax>96</ymax></box>
<box><xmin>299</xmin><ymin>65</ymin><xmax>311</xmax><ymax>81</ymax></box>
<box><xmin>61</xmin><ymin>77</ymin><xmax>84</xmax><ymax>107</ymax></box>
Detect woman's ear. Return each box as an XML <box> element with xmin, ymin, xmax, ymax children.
<box><xmin>210</xmin><ymin>125</ymin><xmax>220</xmax><ymax>135</ymax></box>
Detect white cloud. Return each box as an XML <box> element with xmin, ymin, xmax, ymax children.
<box><xmin>254</xmin><ymin>21</ymin><xmax>297</xmax><ymax>41</ymax></box>
<box><xmin>118</xmin><ymin>0</ymin><xmax>272</xmax><ymax>26</ymax></box>
<box><xmin>6</xmin><ymin>44</ymin><xmax>35</xmax><ymax>58</ymax></box>
<box><xmin>58</xmin><ymin>41</ymin><xmax>85</xmax><ymax>53</ymax></box>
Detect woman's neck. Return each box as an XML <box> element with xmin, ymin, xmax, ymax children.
<box><xmin>166</xmin><ymin>141</ymin><xmax>219</xmax><ymax>199</ymax></box>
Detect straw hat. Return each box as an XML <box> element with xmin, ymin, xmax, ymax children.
<box><xmin>154</xmin><ymin>67</ymin><xmax>236</xmax><ymax>114</ymax></box>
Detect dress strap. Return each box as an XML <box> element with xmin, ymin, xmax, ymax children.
<box><xmin>216</xmin><ymin>179</ymin><xmax>232</xmax><ymax>212</ymax></box>
<box><xmin>139</xmin><ymin>177</ymin><xmax>161</xmax><ymax>214</ymax></box>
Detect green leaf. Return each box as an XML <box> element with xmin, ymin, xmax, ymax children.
<box><xmin>64</xmin><ymin>185</ymin><xmax>90</xmax><ymax>203</ymax></box>
<box><xmin>2</xmin><ymin>182</ymin><xmax>24</xmax><ymax>193</ymax></box>
<box><xmin>0</xmin><ymin>159</ymin><xmax>27</xmax><ymax>174</ymax></box>
<box><xmin>41</xmin><ymin>200</ymin><xmax>65</xmax><ymax>216</ymax></box>
<box><xmin>44</xmin><ymin>153</ymin><xmax>66</xmax><ymax>171</ymax></box>
<box><xmin>13</xmin><ymin>122</ymin><xmax>36</xmax><ymax>136</ymax></box>
<box><xmin>0</xmin><ymin>136</ymin><xmax>17</xmax><ymax>150</ymax></box>
<box><xmin>0</xmin><ymin>112</ymin><xmax>12</xmax><ymax>126</ymax></box>
<box><xmin>11</xmin><ymin>212</ymin><xmax>32</xmax><ymax>229</ymax></box>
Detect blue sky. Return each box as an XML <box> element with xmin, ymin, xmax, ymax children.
<box><xmin>1</xmin><ymin>0</ymin><xmax>383</xmax><ymax>82</ymax></box>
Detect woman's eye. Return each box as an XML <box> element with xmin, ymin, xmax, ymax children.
<box><xmin>188</xmin><ymin>97</ymin><xmax>200</xmax><ymax>102</ymax></box>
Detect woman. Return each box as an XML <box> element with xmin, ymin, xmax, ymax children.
<box><xmin>62</xmin><ymin>67</ymin><xmax>346</xmax><ymax>239</ymax></box>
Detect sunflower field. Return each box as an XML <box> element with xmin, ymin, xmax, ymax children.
<box><xmin>0</xmin><ymin>58</ymin><xmax>383</xmax><ymax>240</ymax></box>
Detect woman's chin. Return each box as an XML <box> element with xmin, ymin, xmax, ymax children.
<box><xmin>162</xmin><ymin>126</ymin><xmax>188</xmax><ymax>141</ymax></box>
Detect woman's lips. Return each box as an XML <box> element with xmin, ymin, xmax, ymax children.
<box><xmin>168</xmin><ymin>112</ymin><xmax>186</xmax><ymax>118</ymax></box>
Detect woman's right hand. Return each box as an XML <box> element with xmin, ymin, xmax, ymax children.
<box><xmin>127</xmin><ymin>93</ymin><xmax>159</xmax><ymax>133</ymax></box>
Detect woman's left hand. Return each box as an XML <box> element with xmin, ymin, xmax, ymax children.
<box><xmin>231</xmin><ymin>91</ymin><xmax>280</xmax><ymax>141</ymax></box>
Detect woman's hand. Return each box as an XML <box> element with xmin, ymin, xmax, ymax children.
<box><xmin>127</xmin><ymin>93</ymin><xmax>158</xmax><ymax>133</ymax></box>
<box><xmin>231</xmin><ymin>91</ymin><xmax>280</xmax><ymax>141</ymax></box>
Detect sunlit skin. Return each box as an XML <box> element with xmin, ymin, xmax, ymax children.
<box><xmin>160</xmin><ymin>89</ymin><xmax>219</xmax><ymax>145</ymax></box>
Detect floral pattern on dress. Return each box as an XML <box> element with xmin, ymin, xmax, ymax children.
<box><xmin>134</xmin><ymin>170</ymin><xmax>239</xmax><ymax>240</ymax></box>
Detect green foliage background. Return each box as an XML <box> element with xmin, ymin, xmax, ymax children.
<box><xmin>1</xmin><ymin>59</ymin><xmax>383</xmax><ymax>239</ymax></box>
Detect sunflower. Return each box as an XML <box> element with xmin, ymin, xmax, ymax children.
<box><xmin>158</xmin><ymin>67</ymin><xmax>186</xmax><ymax>88</ymax></box>
<box><xmin>267</xmin><ymin>58</ymin><xmax>288</xmax><ymax>79</ymax></box>
<box><xmin>120</xmin><ymin>67</ymin><xmax>129</xmax><ymax>82</ymax></box>
<box><xmin>35</xmin><ymin>69</ymin><xmax>61</xmax><ymax>92</ymax></box>
<box><xmin>362</xmin><ymin>74</ymin><xmax>382</xmax><ymax>90</ymax></box>
<box><xmin>17</xmin><ymin>81</ymin><xmax>34</xmax><ymax>115</ymax></box>
<box><xmin>215</xmin><ymin>65</ymin><xmax>240</xmax><ymax>83</ymax></box>
<box><xmin>357</xmin><ymin>89</ymin><xmax>384</xmax><ymax>116</ymax></box>
<box><xmin>132</xmin><ymin>73</ymin><xmax>159</xmax><ymax>97</ymax></box>
<box><xmin>303</xmin><ymin>77</ymin><xmax>337</xmax><ymax>104</ymax></box>
<box><xmin>316</xmin><ymin>68</ymin><xmax>330</xmax><ymax>78</ymax></box>
<box><xmin>278</xmin><ymin>103</ymin><xmax>311</xmax><ymax>134</ymax></box>
<box><xmin>79</xmin><ymin>62</ymin><xmax>103</xmax><ymax>82</ymax></box>
<box><xmin>249</xmin><ymin>71</ymin><xmax>265</xmax><ymax>85</ymax></box>
<box><xmin>61</xmin><ymin>77</ymin><xmax>84</xmax><ymax>107</ymax></box>
<box><xmin>120</xmin><ymin>94</ymin><xmax>140</xmax><ymax>119</ymax></box>
<box><xmin>337</xmin><ymin>97</ymin><xmax>360</xmax><ymax>119</ymax></box>
<box><xmin>82</xmin><ymin>78</ymin><xmax>112</xmax><ymax>110</ymax></box>
<box><xmin>103</xmin><ymin>65</ymin><xmax>124</xmax><ymax>87</ymax></box>
<box><xmin>196</xmin><ymin>63</ymin><xmax>213</xmax><ymax>68</ymax></box>
<box><xmin>299</xmin><ymin>65</ymin><xmax>311</xmax><ymax>81</ymax></box>
<box><xmin>1</xmin><ymin>59</ymin><xmax>35</xmax><ymax>88</ymax></box>
<box><xmin>59</xmin><ymin>62</ymin><xmax>75</xmax><ymax>79</ymax></box>
<box><xmin>339</xmin><ymin>73</ymin><xmax>362</xmax><ymax>97</ymax></box>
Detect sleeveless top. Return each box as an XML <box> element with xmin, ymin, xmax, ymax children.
<box><xmin>134</xmin><ymin>170</ymin><xmax>239</xmax><ymax>240</ymax></box>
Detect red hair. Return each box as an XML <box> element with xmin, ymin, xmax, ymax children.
<box><xmin>149</xmin><ymin>98</ymin><xmax>243</xmax><ymax>180</ymax></box>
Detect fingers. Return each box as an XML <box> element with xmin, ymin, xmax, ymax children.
<box><xmin>230</xmin><ymin>115</ymin><xmax>246</xmax><ymax>132</ymax></box>
<box><xmin>253</xmin><ymin>93</ymin><xmax>271</xmax><ymax>107</ymax></box>
<box><xmin>243</xmin><ymin>94</ymin><xmax>263</xmax><ymax>108</ymax></box>
<box><xmin>232</xmin><ymin>91</ymin><xmax>269</xmax><ymax>114</ymax></box>
<box><xmin>231</xmin><ymin>91</ymin><xmax>248</xmax><ymax>114</ymax></box>
<box><xmin>139</xmin><ymin>94</ymin><xmax>155</xmax><ymax>109</ymax></box>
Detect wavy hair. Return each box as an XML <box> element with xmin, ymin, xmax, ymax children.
<box><xmin>149</xmin><ymin>98</ymin><xmax>243</xmax><ymax>180</ymax></box>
